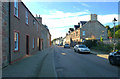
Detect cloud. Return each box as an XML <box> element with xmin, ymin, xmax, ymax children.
<box><xmin>79</xmin><ymin>2</ymin><xmax>90</xmax><ymax>7</ymax></box>
<box><xmin>98</xmin><ymin>14</ymin><xmax>118</xmax><ymax>25</ymax></box>
<box><xmin>34</xmin><ymin>10</ymin><xmax>118</xmax><ymax>40</ymax></box>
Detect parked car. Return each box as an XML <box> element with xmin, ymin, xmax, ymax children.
<box><xmin>74</xmin><ymin>45</ymin><xmax>90</xmax><ymax>53</ymax></box>
<box><xmin>64</xmin><ymin>44</ymin><xmax>70</xmax><ymax>48</ymax></box>
<box><xmin>108</xmin><ymin>50</ymin><xmax>120</xmax><ymax>65</ymax></box>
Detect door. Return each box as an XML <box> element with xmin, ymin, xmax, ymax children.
<box><xmin>26</xmin><ymin>35</ymin><xmax>29</xmax><ymax>55</ymax></box>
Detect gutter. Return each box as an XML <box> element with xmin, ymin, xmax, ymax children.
<box><xmin>9</xmin><ymin>2</ymin><xmax>11</xmax><ymax>64</ymax></box>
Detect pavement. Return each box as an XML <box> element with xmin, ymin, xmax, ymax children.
<box><xmin>90</xmin><ymin>50</ymin><xmax>109</xmax><ymax>59</ymax></box>
<box><xmin>2</xmin><ymin>46</ymin><xmax>57</xmax><ymax>78</ymax></box>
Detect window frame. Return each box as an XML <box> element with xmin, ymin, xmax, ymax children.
<box><xmin>83</xmin><ymin>31</ymin><xmax>85</xmax><ymax>36</ymax></box>
<box><xmin>14</xmin><ymin>0</ymin><xmax>19</xmax><ymax>18</ymax></box>
<box><xmin>33</xmin><ymin>38</ymin><xmax>35</xmax><ymax>49</ymax></box>
<box><xmin>13</xmin><ymin>31</ymin><xmax>20</xmax><ymax>52</ymax></box>
<box><xmin>25</xmin><ymin>10</ymin><xmax>29</xmax><ymax>24</ymax></box>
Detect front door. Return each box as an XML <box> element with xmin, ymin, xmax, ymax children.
<box><xmin>26</xmin><ymin>35</ymin><xmax>29</xmax><ymax>55</ymax></box>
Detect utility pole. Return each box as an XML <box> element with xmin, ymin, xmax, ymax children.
<box><xmin>112</xmin><ymin>18</ymin><xmax>117</xmax><ymax>52</ymax></box>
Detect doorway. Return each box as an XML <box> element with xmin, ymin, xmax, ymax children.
<box><xmin>26</xmin><ymin>35</ymin><xmax>29</xmax><ymax>55</ymax></box>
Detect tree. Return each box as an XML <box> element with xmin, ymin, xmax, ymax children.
<box><xmin>108</xmin><ymin>30</ymin><xmax>112</xmax><ymax>37</ymax></box>
<box><xmin>115</xmin><ymin>29</ymin><xmax>120</xmax><ymax>38</ymax></box>
<box><xmin>105</xmin><ymin>25</ymin><xmax>110</xmax><ymax>30</ymax></box>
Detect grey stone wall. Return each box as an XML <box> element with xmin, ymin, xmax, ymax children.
<box><xmin>2</xmin><ymin>2</ymin><xmax>9</xmax><ymax>67</ymax></box>
<box><xmin>81</xmin><ymin>21</ymin><xmax>108</xmax><ymax>40</ymax></box>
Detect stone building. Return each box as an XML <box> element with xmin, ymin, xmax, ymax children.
<box><xmin>2</xmin><ymin>1</ymin><xmax>51</xmax><ymax>67</ymax></box>
<box><xmin>65</xmin><ymin>14</ymin><xmax>108</xmax><ymax>46</ymax></box>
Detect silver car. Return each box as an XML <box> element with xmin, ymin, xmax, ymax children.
<box><xmin>74</xmin><ymin>45</ymin><xmax>90</xmax><ymax>53</ymax></box>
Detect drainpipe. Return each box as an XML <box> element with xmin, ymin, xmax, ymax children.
<box><xmin>9</xmin><ymin>2</ymin><xmax>11</xmax><ymax>64</ymax></box>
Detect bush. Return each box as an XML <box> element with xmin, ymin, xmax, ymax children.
<box><xmin>83</xmin><ymin>40</ymin><xmax>97</xmax><ymax>48</ymax></box>
<box><xmin>116</xmin><ymin>43</ymin><xmax>120</xmax><ymax>50</ymax></box>
<box><xmin>91</xmin><ymin>42</ymin><xmax>113</xmax><ymax>52</ymax></box>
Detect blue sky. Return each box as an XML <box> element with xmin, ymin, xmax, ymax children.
<box><xmin>23</xmin><ymin>2</ymin><xmax>118</xmax><ymax>40</ymax></box>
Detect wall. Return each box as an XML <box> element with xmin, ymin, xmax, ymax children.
<box><xmin>81</xmin><ymin>21</ymin><xmax>107</xmax><ymax>40</ymax></box>
<box><xmin>0</xmin><ymin>1</ymin><xmax>2</xmax><ymax>77</ymax></box>
<box><xmin>10</xmin><ymin>2</ymin><xmax>43</xmax><ymax>63</ymax></box>
<box><xmin>2</xmin><ymin>2</ymin><xmax>9</xmax><ymax>67</ymax></box>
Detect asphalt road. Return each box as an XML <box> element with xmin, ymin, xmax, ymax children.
<box><xmin>54</xmin><ymin>46</ymin><xmax>120</xmax><ymax>77</ymax></box>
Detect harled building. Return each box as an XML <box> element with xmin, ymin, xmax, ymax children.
<box><xmin>64</xmin><ymin>14</ymin><xmax>108</xmax><ymax>46</ymax></box>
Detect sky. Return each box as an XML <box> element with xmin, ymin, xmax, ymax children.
<box><xmin>22</xmin><ymin>1</ymin><xmax>119</xmax><ymax>40</ymax></box>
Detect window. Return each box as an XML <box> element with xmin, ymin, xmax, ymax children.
<box><xmin>33</xmin><ymin>38</ymin><xmax>35</xmax><ymax>48</ymax></box>
<box><xmin>83</xmin><ymin>31</ymin><xmax>85</xmax><ymax>36</ymax></box>
<box><xmin>14</xmin><ymin>0</ymin><xmax>18</xmax><ymax>17</ymax></box>
<box><xmin>26</xmin><ymin>11</ymin><xmax>28</xmax><ymax>24</ymax></box>
<box><xmin>33</xmin><ymin>20</ymin><xmax>35</xmax><ymax>25</ymax></box>
<box><xmin>14</xmin><ymin>32</ymin><xmax>19</xmax><ymax>51</ymax></box>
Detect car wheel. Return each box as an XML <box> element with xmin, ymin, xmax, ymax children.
<box><xmin>78</xmin><ymin>50</ymin><xmax>80</xmax><ymax>53</ymax></box>
<box><xmin>74</xmin><ymin>49</ymin><xmax>76</xmax><ymax>52</ymax></box>
<box><xmin>109</xmin><ymin>57</ymin><xmax>115</xmax><ymax>65</ymax></box>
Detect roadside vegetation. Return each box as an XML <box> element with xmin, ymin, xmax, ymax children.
<box><xmin>84</xmin><ymin>40</ymin><xmax>120</xmax><ymax>54</ymax></box>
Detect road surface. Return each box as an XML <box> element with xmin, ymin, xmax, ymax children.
<box><xmin>54</xmin><ymin>46</ymin><xmax>120</xmax><ymax>77</ymax></box>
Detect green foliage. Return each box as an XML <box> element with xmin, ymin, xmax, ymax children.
<box><xmin>115</xmin><ymin>29</ymin><xmax>120</xmax><ymax>38</ymax></box>
<box><xmin>108</xmin><ymin>30</ymin><xmax>112</xmax><ymax>37</ymax></box>
<box><xmin>105</xmin><ymin>25</ymin><xmax>110</xmax><ymax>30</ymax></box>
<box><xmin>83</xmin><ymin>40</ymin><xmax>97</xmax><ymax>48</ymax></box>
<box><xmin>100</xmin><ymin>36</ymin><xmax>103</xmax><ymax>42</ymax></box>
<box><xmin>91</xmin><ymin>42</ymin><xmax>113</xmax><ymax>53</ymax></box>
<box><xmin>116</xmin><ymin>43</ymin><xmax>120</xmax><ymax>50</ymax></box>
<box><xmin>107</xmin><ymin>24</ymin><xmax>120</xmax><ymax>38</ymax></box>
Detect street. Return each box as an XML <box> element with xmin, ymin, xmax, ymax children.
<box><xmin>2</xmin><ymin>46</ymin><xmax>120</xmax><ymax>78</ymax></box>
<box><xmin>54</xmin><ymin>46</ymin><xmax>120</xmax><ymax>77</ymax></box>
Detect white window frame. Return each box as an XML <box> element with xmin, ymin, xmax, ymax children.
<box><xmin>83</xmin><ymin>31</ymin><xmax>85</xmax><ymax>36</ymax></box>
<box><xmin>26</xmin><ymin>11</ymin><xmax>28</xmax><ymax>24</ymax></box>
<box><xmin>14</xmin><ymin>0</ymin><xmax>18</xmax><ymax>17</ymax></box>
<box><xmin>14</xmin><ymin>32</ymin><xmax>19</xmax><ymax>51</ymax></box>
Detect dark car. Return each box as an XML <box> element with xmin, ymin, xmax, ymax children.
<box><xmin>64</xmin><ymin>44</ymin><xmax>70</xmax><ymax>48</ymax></box>
<box><xmin>108</xmin><ymin>50</ymin><xmax>120</xmax><ymax>65</ymax></box>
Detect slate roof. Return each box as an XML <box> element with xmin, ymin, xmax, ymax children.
<box><xmin>80</xmin><ymin>21</ymin><xmax>88</xmax><ymax>26</ymax></box>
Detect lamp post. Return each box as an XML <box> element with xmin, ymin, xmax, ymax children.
<box><xmin>112</xmin><ymin>18</ymin><xmax>117</xmax><ymax>52</ymax></box>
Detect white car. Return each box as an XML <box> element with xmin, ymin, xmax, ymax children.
<box><xmin>74</xmin><ymin>45</ymin><xmax>90</xmax><ymax>53</ymax></box>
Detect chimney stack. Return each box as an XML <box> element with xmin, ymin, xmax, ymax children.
<box><xmin>36</xmin><ymin>14</ymin><xmax>42</xmax><ymax>23</ymax></box>
<box><xmin>90</xmin><ymin>14</ymin><xmax>97</xmax><ymax>21</ymax></box>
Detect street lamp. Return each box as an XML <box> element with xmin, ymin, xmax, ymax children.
<box><xmin>112</xmin><ymin>18</ymin><xmax>117</xmax><ymax>52</ymax></box>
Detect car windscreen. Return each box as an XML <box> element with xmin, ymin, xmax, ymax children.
<box><xmin>117</xmin><ymin>51</ymin><xmax>120</xmax><ymax>54</ymax></box>
<box><xmin>65</xmin><ymin>44</ymin><xmax>69</xmax><ymax>45</ymax></box>
<box><xmin>79</xmin><ymin>45</ymin><xmax>87</xmax><ymax>48</ymax></box>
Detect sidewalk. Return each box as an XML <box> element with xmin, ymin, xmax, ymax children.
<box><xmin>90</xmin><ymin>50</ymin><xmax>109</xmax><ymax>59</ymax></box>
<box><xmin>2</xmin><ymin>46</ymin><xmax>57</xmax><ymax>77</ymax></box>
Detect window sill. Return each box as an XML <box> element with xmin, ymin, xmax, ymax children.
<box><xmin>14</xmin><ymin>15</ymin><xmax>20</xmax><ymax>20</ymax></box>
<box><xmin>25</xmin><ymin>23</ymin><xmax>29</xmax><ymax>26</ymax></box>
<box><xmin>13</xmin><ymin>50</ymin><xmax>19</xmax><ymax>52</ymax></box>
